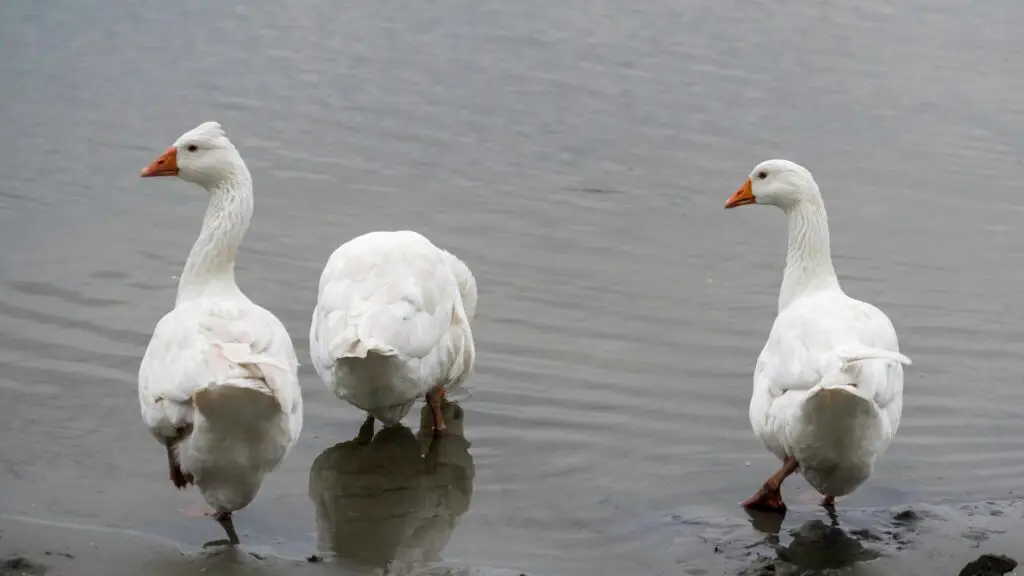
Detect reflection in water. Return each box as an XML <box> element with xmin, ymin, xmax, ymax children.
<box><xmin>308</xmin><ymin>403</ymin><xmax>474</xmax><ymax>575</ymax></box>
<box><xmin>743</xmin><ymin>509</ymin><xmax>882</xmax><ymax>574</ymax></box>
<box><xmin>669</xmin><ymin>501</ymin><xmax>1020</xmax><ymax>576</ymax></box>
<box><xmin>771</xmin><ymin>519</ymin><xmax>880</xmax><ymax>571</ymax></box>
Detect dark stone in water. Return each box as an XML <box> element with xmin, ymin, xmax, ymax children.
<box><xmin>958</xmin><ymin>554</ymin><xmax>1017</xmax><ymax>576</ymax></box>
<box><xmin>0</xmin><ymin>557</ymin><xmax>28</xmax><ymax>569</ymax></box>
<box><xmin>0</xmin><ymin>555</ymin><xmax>47</xmax><ymax>575</ymax></box>
<box><xmin>892</xmin><ymin>509</ymin><xmax>920</xmax><ymax>524</ymax></box>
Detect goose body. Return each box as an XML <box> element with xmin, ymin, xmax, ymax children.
<box><xmin>137</xmin><ymin>122</ymin><xmax>303</xmax><ymax>543</ymax></box>
<box><xmin>725</xmin><ymin>159</ymin><xmax>910</xmax><ymax>511</ymax></box>
<box><xmin>750</xmin><ymin>292</ymin><xmax>908</xmax><ymax>498</ymax></box>
<box><xmin>310</xmin><ymin>230</ymin><xmax>476</xmax><ymax>431</ymax></box>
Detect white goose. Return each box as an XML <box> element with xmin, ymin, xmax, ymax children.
<box><xmin>137</xmin><ymin>122</ymin><xmax>303</xmax><ymax>544</ymax></box>
<box><xmin>309</xmin><ymin>231</ymin><xmax>476</xmax><ymax>434</ymax></box>
<box><xmin>724</xmin><ymin>159</ymin><xmax>910</xmax><ymax>512</ymax></box>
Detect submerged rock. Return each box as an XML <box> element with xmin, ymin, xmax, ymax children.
<box><xmin>891</xmin><ymin>509</ymin><xmax>920</xmax><ymax>525</ymax></box>
<box><xmin>958</xmin><ymin>554</ymin><xmax>1017</xmax><ymax>576</ymax></box>
<box><xmin>0</xmin><ymin>555</ymin><xmax>48</xmax><ymax>575</ymax></box>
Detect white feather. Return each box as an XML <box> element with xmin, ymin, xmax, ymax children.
<box><xmin>739</xmin><ymin>159</ymin><xmax>910</xmax><ymax>499</ymax></box>
<box><xmin>138</xmin><ymin>122</ymin><xmax>302</xmax><ymax>518</ymax></box>
<box><xmin>309</xmin><ymin>230</ymin><xmax>477</xmax><ymax>425</ymax></box>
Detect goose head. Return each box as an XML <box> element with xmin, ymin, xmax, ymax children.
<box><xmin>724</xmin><ymin>159</ymin><xmax>821</xmax><ymax>211</ymax></box>
<box><xmin>140</xmin><ymin>121</ymin><xmax>244</xmax><ymax>188</ymax></box>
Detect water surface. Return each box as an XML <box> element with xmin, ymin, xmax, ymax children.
<box><xmin>2</xmin><ymin>1</ymin><xmax>1024</xmax><ymax>574</ymax></box>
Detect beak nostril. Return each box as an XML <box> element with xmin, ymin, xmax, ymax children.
<box><xmin>140</xmin><ymin>146</ymin><xmax>178</xmax><ymax>178</ymax></box>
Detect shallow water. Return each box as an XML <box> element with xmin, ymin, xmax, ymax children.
<box><xmin>2</xmin><ymin>0</ymin><xmax>1024</xmax><ymax>574</ymax></box>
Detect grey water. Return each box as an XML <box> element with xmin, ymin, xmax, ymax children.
<box><xmin>2</xmin><ymin>0</ymin><xmax>1024</xmax><ymax>574</ymax></box>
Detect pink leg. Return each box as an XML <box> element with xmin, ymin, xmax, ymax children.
<box><xmin>426</xmin><ymin>388</ymin><xmax>447</xmax><ymax>433</ymax></box>
<box><xmin>741</xmin><ymin>456</ymin><xmax>799</xmax><ymax>513</ymax></box>
<box><xmin>821</xmin><ymin>495</ymin><xmax>836</xmax><ymax>508</ymax></box>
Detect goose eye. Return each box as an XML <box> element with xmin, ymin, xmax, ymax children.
<box><xmin>757</xmin><ymin>171</ymin><xmax>768</xmax><ymax>180</ymax></box>
<box><xmin>186</xmin><ymin>144</ymin><xmax>198</xmax><ymax>152</ymax></box>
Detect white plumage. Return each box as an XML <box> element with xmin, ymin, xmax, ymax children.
<box><xmin>310</xmin><ymin>230</ymin><xmax>476</xmax><ymax>430</ymax></box>
<box><xmin>725</xmin><ymin>159</ymin><xmax>910</xmax><ymax>512</ymax></box>
<box><xmin>137</xmin><ymin>122</ymin><xmax>302</xmax><ymax>544</ymax></box>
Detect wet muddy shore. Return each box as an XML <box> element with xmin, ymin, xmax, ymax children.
<box><xmin>665</xmin><ymin>499</ymin><xmax>1023</xmax><ymax>576</ymax></box>
<box><xmin>3</xmin><ymin>499</ymin><xmax>1021</xmax><ymax>575</ymax></box>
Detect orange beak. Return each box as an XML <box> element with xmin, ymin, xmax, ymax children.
<box><xmin>140</xmin><ymin>147</ymin><xmax>178</xmax><ymax>178</ymax></box>
<box><xmin>724</xmin><ymin>178</ymin><xmax>755</xmax><ymax>209</ymax></box>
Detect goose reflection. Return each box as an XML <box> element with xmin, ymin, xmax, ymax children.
<box><xmin>308</xmin><ymin>402</ymin><xmax>474</xmax><ymax>574</ymax></box>
<box><xmin>744</xmin><ymin>509</ymin><xmax>881</xmax><ymax>573</ymax></box>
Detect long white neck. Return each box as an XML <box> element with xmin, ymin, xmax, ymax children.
<box><xmin>176</xmin><ymin>166</ymin><xmax>253</xmax><ymax>305</ymax></box>
<box><xmin>778</xmin><ymin>198</ymin><xmax>841</xmax><ymax>312</ymax></box>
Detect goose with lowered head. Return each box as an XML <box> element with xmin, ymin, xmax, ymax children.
<box><xmin>724</xmin><ymin>159</ymin><xmax>910</xmax><ymax>512</ymax></box>
<box><xmin>309</xmin><ymin>230</ymin><xmax>477</xmax><ymax>436</ymax></box>
<box><xmin>137</xmin><ymin>122</ymin><xmax>303</xmax><ymax>545</ymax></box>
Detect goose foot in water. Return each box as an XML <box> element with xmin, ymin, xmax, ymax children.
<box><xmin>180</xmin><ymin>504</ymin><xmax>240</xmax><ymax>546</ymax></box>
<box><xmin>741</xmin><ymin>456</ymin><xmax>798</xmax><ymax>513</ymax></box>
<box><xmin>427</xmin><ymin>388</ymin><xmax>447</xmax><ymax>434</ymax></box>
